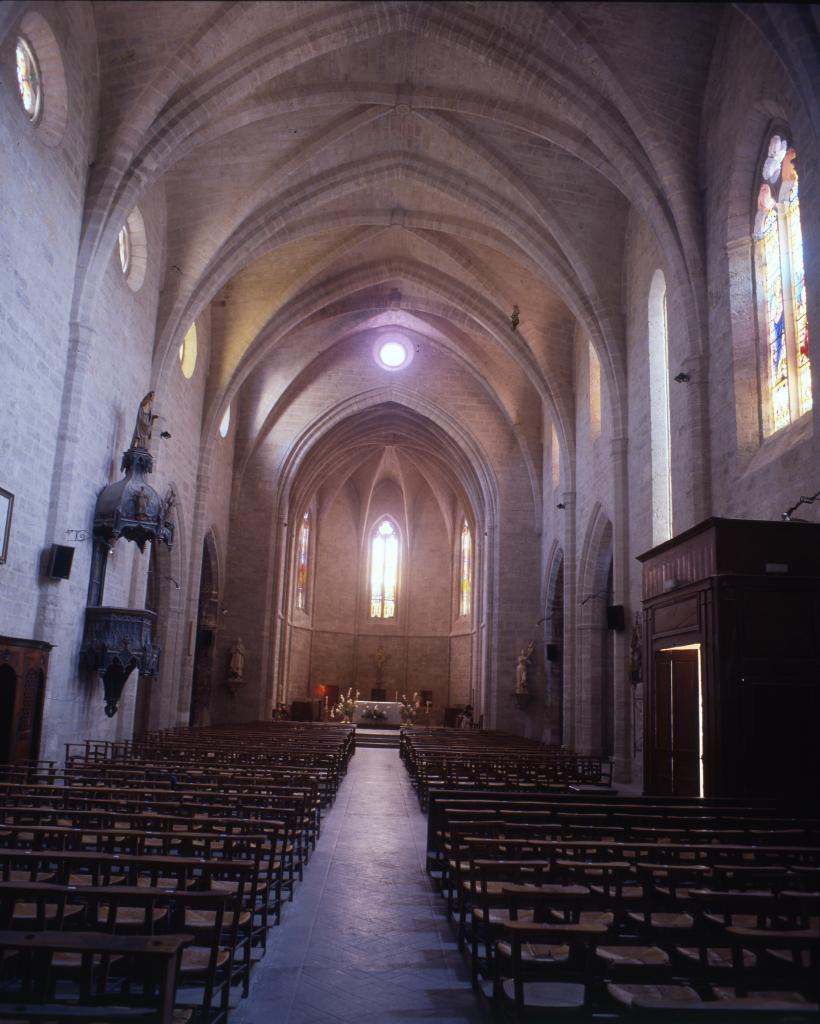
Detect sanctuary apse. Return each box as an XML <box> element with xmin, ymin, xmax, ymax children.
<box><xmin>1</xmin><ymin>1</ymin><xmax>819</xmax><ymax>794</ymax></box>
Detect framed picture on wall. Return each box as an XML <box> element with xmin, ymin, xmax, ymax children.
<box><xmin>0</xmin><ymin>489</ymin><xmax>13</xmax><ymax>564</ymax></box>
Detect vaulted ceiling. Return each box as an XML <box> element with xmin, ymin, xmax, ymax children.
<box><xmin>83</xmin><ymin>1</ymin><xmax>727</xmax><ymax>504</ymax></box>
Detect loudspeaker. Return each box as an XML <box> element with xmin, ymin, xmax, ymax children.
<box><xmin>606</xmin><ymin>604</ymin><xmax>625</xmax><ymax>632</ymax></box>
<box><xmin>46</xmin><ymin>544</ymin><xmax>74</xmax><ymax>580</ymax></box>
<box><xmin>546</xmin><ymin>643</ymin><xmax>559</xmax><ymax>662</ymax></box>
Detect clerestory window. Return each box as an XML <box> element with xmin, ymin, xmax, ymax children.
<box><xmin>754</xmin><ymin>133</ymin><xmax>811</xmax><ymax>434</ymax></box>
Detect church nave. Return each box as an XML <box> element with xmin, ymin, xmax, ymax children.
<box><xmin>235</xmin><ymin>746</ymin><xmax>484</xmax><ymax>1024</ymax></box>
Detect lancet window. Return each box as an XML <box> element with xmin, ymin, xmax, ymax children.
<box><xmin>295</xmin><ymin>511</ymin><xmax>310</xmax><ymax>611</ymax></box>
<box><xmin>754</xmin><ymin>134</ymin><xmax>811</xmax><ymax>433</ymax></box>
<box><xmin>459</xmin><ymin>519</ymin><xmax>472</xmax><ymax>618</ymax></box>
<box><xmin>370</xmin><ymin>519</ymin><xmax>398</xmax><ymax>619</ymax></box>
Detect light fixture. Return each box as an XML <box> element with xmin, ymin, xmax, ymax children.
<box><xmin>674</xmin><ymin>372</ymin><xmax>691</xmax><ymax>383</ymax></box>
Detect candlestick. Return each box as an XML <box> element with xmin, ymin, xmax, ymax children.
<box><xmin>395</xmin><ymin>690</ymin><xmax>398</xmax><ymax>701</ymax></box>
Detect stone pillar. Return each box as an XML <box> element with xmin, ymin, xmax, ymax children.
<box><xmin>560</xmin><ymin>491</ymin><xmax>577</xmax><ymax>750</ymax></box>
<box><xmin>610</xmin><ymin>435</ymin><xmax>633</xmax><ymax>783</ymax></box>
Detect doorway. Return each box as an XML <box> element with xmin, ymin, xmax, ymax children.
<box><xmin>0</xmin><ymin>666</ymin><xmax>16</xmax><ymax>764</ymax></box>
<box><xmin>653</xmin><ymin>644</ymin><xmax>703</xmax><ymax>797</ymax></box>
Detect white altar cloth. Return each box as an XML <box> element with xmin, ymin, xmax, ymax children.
<box><xmin>352</xmin><ymin>700</ymin><xmax>402</xmax><ymax>726</ymax></box>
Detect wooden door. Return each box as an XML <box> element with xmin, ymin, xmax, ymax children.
<box><xmin>0</xmin><ymin>664</ymin><xmax>46</xmax><ymax>766</ymax></box>
<box><xmin>651</xmin><ymin>648</ymin><xmax>700</xmax><ymax>797</ymax></box>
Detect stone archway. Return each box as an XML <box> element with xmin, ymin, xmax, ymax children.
<box><xmin>576</xmin><ymin>506</ymin><xmax>614</xmax><ymax>756</ymax></box>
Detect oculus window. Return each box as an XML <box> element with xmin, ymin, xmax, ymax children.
<box><xmin>15</xmin><ymin>37</ymin><xmax>42</xmax><ymax>123</ymax></box>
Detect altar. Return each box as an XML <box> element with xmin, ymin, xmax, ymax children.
<box><xmin>352</xmin><ymin>700</ymin><xmax>402</xmax><ymax>727</ymax></box>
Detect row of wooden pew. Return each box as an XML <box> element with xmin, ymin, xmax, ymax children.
<box><xmin>0</xmin><ymin>721</ymin><xmax>355</xmax><ymax>1023</ymax></box>
<box><xmin>401</xmin><ymin>728</ymin><xmax>820</xmax><ymax>1021</ymax></box>
<box><xmin>400</xmin><ymin>727</ymin><xmax>612</xmax><ymax>809</ymax></box>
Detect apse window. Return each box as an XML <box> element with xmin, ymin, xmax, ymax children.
<box><xmin>179</xmin><ymin>323</ymin><xmax>197</xmax><ymax>379</ymax></box>
<box><xmin>370</xmin><ymin>519</ymin><xmax>399</xmax><ymax>619</ymax></box>
<box><xmin>219</xmin><ymin>404</ymin><xmax>231</xmax><ymax>438</ymax></box>
<box><xmin>375</xmin><ymin>334</ymin><xmax>412</xmax><ymax>371</ymax></box>
<box><xmin>754</xmin><ymin>134</ymin><xmax>811</xmax><ymax>434</ymax></box>
<box><xmin>15</xmin><ymin>36</ymin><xmax>42</xmax><ymax>123</ymax></box>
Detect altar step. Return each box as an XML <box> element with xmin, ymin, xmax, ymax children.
<box><xmin>355</xmin><ymin>728</ymin><xmax>401</xmax><ymax>749</ymax></box>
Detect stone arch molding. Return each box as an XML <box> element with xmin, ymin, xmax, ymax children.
<box><xmin>199</xmin><ymin>256</ymin><xmax>575</xmax><ymax>485</ymax></box>
<box><xmin>70</xmin><ymin>3</ymin><xmax>716</xmax><ymax>407</ymax></box>
<box><xmin>261</xmin><ymin>389</ymin><xmax>502</xmax><ymax>715</ymax></box>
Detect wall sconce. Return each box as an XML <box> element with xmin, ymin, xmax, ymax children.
<box><xmin>556</xmin><ymin>503</ymin><xmax>566</xmax><ymax>510</ymax></box>
<box><xmin>674</xmin><ymin>372</ymin><xmax>690</xmax><ymax>383</ymax></box>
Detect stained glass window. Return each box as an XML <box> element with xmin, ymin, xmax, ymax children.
<box><xmin>15</xmin><ymin>37</ymin><xmax>41</xmax><ymax>123</ymax></box>
<box><xmin>459</xmin><ymin>519</ymin><xmax>472</xmax><ymax>617</ymax></box>
<box><xmin>370</xmin><ymin>519</ymin><xmax>398</xmax><ymax>619</ymax></box>
<box><xmin>754</xmin><ymin>135</ymin><xmax>811</xmax><ymax>432</ymax></box>
<box><xmin>786</xmin><ymin>177</ymin><xmax>811</xmax><ymax>415</ymax></box>
<box><xmin>295</xmin><ymin>511</ymin><xmax>310</xmax><ymax>611</ymax></box>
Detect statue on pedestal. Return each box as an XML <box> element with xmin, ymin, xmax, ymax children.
<box><xmin>515</xmin><ymin>640</ymin><xmax>535</xmax><ymax>694</ymax></box>
<box><xmin>225</xmin><ymin>636</ymin><xmax>246</xmax><ymax>695</ymax></box>
<box><xmin>130</xmin><ymin>391</ymin><xmax>157</xmax><ymax>449</ymax></box>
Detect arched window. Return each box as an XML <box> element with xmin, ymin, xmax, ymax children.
<box><xmin>648</xmin><ymin>269</ymin><xmax>672</xmax><ymax>545</ymax></box>
<box><xmin>754</xmin><ymin>134</ymin><xmax>811</xmax><ymax>433</ymax></box>
<box><xmin>588</xmin><ymin>341</ymin><xmax>601</xmax><ymax>440</ymax></box>
<box><xmin>295</xmin><ymin>511</ymin><xmax>310</xmax><ymax>611</ymax></box>
<box><xmin>219</xmin><ymin>405</ymin><xmax>231</xmax><ymax>438</ymax></box>
<box><xmin>179</xmin><ymin>323</ymin><xmax>197</xmax><ymax>379</ymax></box>
<box><xmin>459</xmin><ymin>519</ymin><xmax>472</xmax><ymax>617</ymax></box>
<box><xmin>369</xmin><ymin>519</ymin><xmax>399</xmax><ymax>619</ymax></box>
<box><xmin>551</xmin><ymin>423</ymin><xmax>560</xmax><ymax>490</ymax></box>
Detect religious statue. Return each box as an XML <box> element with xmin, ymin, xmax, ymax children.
<box><xmin>133</xmin><ymin>487</ymin><xmax>149</xmax><ymax>518</ymax></box>
<box><xmin>372</xmin><ymin>646</ymin><xmax>388</xmax><ymax>684</ymax></box>
<box><xmin>130</xmin><ymin>391</ymin><xmax>157</xmax><ymax>449</ymax></box>
<box><xmin>515</xmin><ymin>639</ymin><xmax>535</xmax><ymax>694</ymax></box>
<box><xmin>228</xmin><ymin>637</ymin><xmax>246</xmax><ymax>682</ymax></box>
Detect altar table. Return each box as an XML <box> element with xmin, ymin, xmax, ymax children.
<box><xmin>352</xmin><ymin>700</ymin><xmax>402</xmax><ymax>726</ymax></box>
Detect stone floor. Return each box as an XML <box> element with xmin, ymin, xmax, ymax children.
<box><xmin>233</xmin><ymin>746</ymin><xmax>489</xmax><ymax>1024</ymax></box>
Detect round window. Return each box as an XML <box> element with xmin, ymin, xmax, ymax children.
<box><xmin>15</xmin><ymin>36</ymin><xmax>42</xmax><ymax>123</ymax></box>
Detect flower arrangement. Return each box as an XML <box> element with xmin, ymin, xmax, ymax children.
<box><xmin>331</xmin><ymin>687</ymin><xmax>359</xmax><ymax>722</ymax></box>
<box><xmin>361</xmin><ymin>704</ymin><xmax>388</xmax><ymax>721</ymax></box>
<box><xmin>399</xmin><ymin>692</ymin><xmax>420</xmax><ymax>724</ymax></box>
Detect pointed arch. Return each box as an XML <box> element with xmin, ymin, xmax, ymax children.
<box><xmin>576</xmin><ymin>504</ymin><xmax>614</xmax><ymax>756</ymax></box>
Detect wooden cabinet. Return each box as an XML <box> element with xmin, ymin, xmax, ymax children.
<box><xmin>638</xmin><ymin>519</ymin><xmax>820</xmax><ymax>800</ymax></box>
<box><xmin>0</xmin><ymin>636</ymin><xmax>52</xmax><ymax>766</ymax></box>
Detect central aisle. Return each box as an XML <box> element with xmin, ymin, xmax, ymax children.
<box><xmin>234</xmin><ymin>746</ymin><xmax>487</xmax><ymax>1024</ymax></box>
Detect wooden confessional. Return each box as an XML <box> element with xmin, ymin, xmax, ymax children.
<box><xmin>638</xmin><ymin>518</ymin><xmax>820</xmax><ymax>801</ymax></box>
<box><xmin>0</xmin><ymin>636</ymin><xmax>52</xmax><ymax>766</ymax></box>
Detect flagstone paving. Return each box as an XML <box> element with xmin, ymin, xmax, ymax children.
<box><xmin>233</xmin><ymin>746</ymin><xmax>488</xmax><ymax>1024</ymax></box>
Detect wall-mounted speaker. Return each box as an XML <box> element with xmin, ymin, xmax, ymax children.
<box><xmin>546</xmin><ymin>643</ymin><xmax>559</xmax><ymax>662</ymax></box>
<box><xmin>46</xmin><ymin>544</ymin><xmax>74</xmax><ymax>580</ymax></box>
<box><xmin>606</xmin><ymin>604</ymin><xmax>625</xmax><ymax>632</ymax></box>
